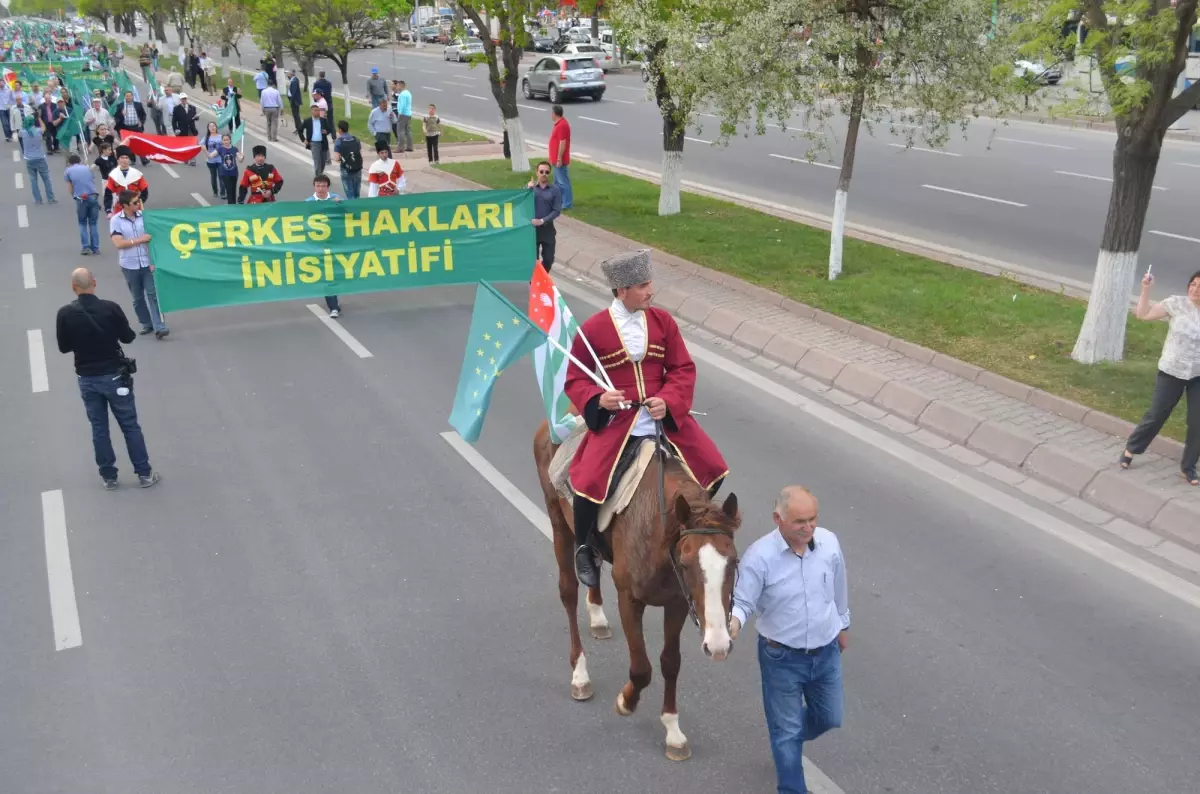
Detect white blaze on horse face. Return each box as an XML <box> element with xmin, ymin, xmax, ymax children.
<box><xmin>698</xmin><ymin>544</ymin><xmax>732</xmax><ymax>660</ymax></box>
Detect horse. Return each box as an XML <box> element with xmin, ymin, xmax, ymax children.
<box><xmin>532</xmin><ymin>420</ymin><xmax>741</xmax><ymax>761</ymax></box>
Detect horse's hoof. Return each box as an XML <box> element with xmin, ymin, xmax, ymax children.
<box><xmin>571</xmin><ymin>682</ymin><xmax>593</xmax><ymax>701</ymax></box>
<box><xmin>589</xmin><ymin>624</ymin><xmax>612</xmax><ymax>640</ymax></box>
<box><xmin>614</xmin><ymin>692</ymin><xmax>633</xmax><ymax>716</ymax></box>
<box><xmin>665</xmin><ymin>742</ymin><xmax>691</xmax><ymax>762</ymax></box>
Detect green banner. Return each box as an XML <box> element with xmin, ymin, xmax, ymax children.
<box><xmin>144</xmin><ymin>189</ymin><xmax>537</xmax><ymax>312</ymax></box>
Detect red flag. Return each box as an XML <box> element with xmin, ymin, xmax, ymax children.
<box><xmin>527</xmin><ymin>260</ymin><xmax>557</xmax><ymax>333</ymax></box>
<box><xmin>119</xmin><ymin>132</ymin><xmax>204</xmax><ymax>164</ymax></box>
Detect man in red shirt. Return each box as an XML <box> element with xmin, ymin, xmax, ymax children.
<box><xmin>548</xmin><ymin>105</ymin><xmax>573</xmax><ymax>210</ymax></box>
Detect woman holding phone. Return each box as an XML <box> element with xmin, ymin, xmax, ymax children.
<box><xmin>1120</xmin><ymin>268</ymin><xmax>1200</xmax><ymax>485</ymax></box>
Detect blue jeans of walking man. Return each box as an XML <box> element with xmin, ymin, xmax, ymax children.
<box><xmin>26</xmin><ymin>157</ymin><xmax>55</xmax><ymax>203</ymax></box>
<box><xmin>759</xmin><ymin>636</ymin><xmax>844</xmax><ymax>794</ymax></box>
<box><xmin>553</xmin><ymin>164</ymin><xmax>572</xmax><ymax>210</ymax></box>
<box><xmin>78</xmin><ymin>374</ymin><xmax>152</xmax><ymax>480</ymax></box>
<box><xmin>76</xmin><ymin>194</ymin><xmax>100</xmax><ymax>253</ymax></box>
<box><xmin>122</xmin><ymin>266</ymin><xmax>168</xmax><ymax>334</ymax></box>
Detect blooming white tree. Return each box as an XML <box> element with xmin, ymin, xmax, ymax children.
<box><xmin>458</xmin><ymin>0</ymin><xmax>530</xmax><ymax>172</ymax></box>
<box><xmin>671</xmin><ymin>0</ymin><xmax>1014</xmax><ymax>278</ymax></box>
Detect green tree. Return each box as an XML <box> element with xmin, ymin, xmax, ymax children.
<box><xmin>197</xmin><ymin>0</ymin><xmax>251</xmax><ymax>58</ymax></box>
<box><xmin>1014</xmin><ymin>0</ymin><xmax>1200</xmax><ymax>363</ymax></box>
<box><xmin>457</xmin><ymin>0</ymin><xmax>532</xmax><ymax>171</ymax></box>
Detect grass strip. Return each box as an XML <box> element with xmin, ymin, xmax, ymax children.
<box><xmin>441</xmin><ymin>158</ymin><xmax>1182</xmax><ymax>443</ymax></box>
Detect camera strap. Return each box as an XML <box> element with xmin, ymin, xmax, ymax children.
<box><xmin>74</xmin><ymin>300</ymin><xmax>130</xmax><ymax>363</ymax></box>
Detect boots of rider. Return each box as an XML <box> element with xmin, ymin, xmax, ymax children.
<box><xmin>573</xmin><ymin>494</ymin><xmax>601</xmax><ymax>588</ymax></box>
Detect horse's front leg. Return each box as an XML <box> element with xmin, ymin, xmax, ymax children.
<box><xmin>614</xmin><ymin>589</ymin><xmax>651</xmax><ymax>716</ymax></box>
<box><xmin>551</xmin><ymin>512</ymin><xmax>591</xmax><ymax>701</ymax></box>
<box><xmin>587</xmin><ymin>585</ymin><xmax>611</xmax><ymax>639</ymax></box>
<box><xmin>660</xmin><ymin>601</ymin><xmax>691</xmax><ymax>760</ymax></box>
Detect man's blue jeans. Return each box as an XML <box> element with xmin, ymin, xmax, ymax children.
<box><xmin>758</xmin><ymin>635</ymin><xmax>844</xmax><ymax>794</ymax></box>
<box><xmin>26</xmin><ymin>157</ymin><xmax>54</xmax><ymax>203</ymax></box>
<box><xmin>76</xmin><ymin>194</ymin><xmax>100</xmax><ymax>252</ymax></box>
<box><xmin>553</xmin><ymin>164</ymin><xmax>572</xmax><ymax>209</ymax></box>
<box><xmin>78</xmin><ymin>374</ymin><xmax>151</xmax><ymax>480</ymax></box>
<box><xmin>121</xmin><ymin>267</ymin><xmax>168</xmax><ymax>333</ymax></box>
<box><xmin>340</xmin><ymin>167</ymin><xmax>361</xmax><ymax>199</ymax></box>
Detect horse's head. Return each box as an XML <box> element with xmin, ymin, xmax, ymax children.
<box><xmin>670</xmin><ymin>491</ymin><xmax>741</xmax><ymax>662</ymax></box>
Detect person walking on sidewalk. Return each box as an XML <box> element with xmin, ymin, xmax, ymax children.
<box><xmin>260</xmin><ymin>80</ymin><xmax>283</xmax><ymax>141</ymax></box>
<box><xmin>527</xmin><ymin>160</ymin><xmax>561</xmax><ymax>271</ymax></box>
<box><xmin>20</xmin><ymin>115</ymin><xmax>56</xmax><ymax>205</ymax></box>
<box><xmin>64</xmin><ymin>153</ymin><xmax>101</xmax><ymax>255</ymax></box>
<box><xmin>307</xmin><ymin>174</ymin><xmax>343</xmax><ymax>318</ymax></box>
<box><xmin>366</xmin><ymin>67</ymin><xmax>387</xmax><ymax>108</ymax></box>
<box><xmin>368</xmin><ymin>97</ymin><xmax>396</xmax><ymax>148</ymax></box>
<box><xmin>301</xmin><ymin>103</ymin><xmax>333</xmax><ymax>177</ymax></box>
<box><xmin>394</xmin><ymin>80</ymin><xmax>413</xmax><ymax>152</ymax></box>
<box><xmin>110</xmin><ymin>190</ymin><xmax>169</xmax><ymax>340</ymax></box>
<box><xmin>423</xmin><ymin>104</ymin><xmax>441</xmax><ymax>164</ymax></box>
<box><xmin>1121</xmin><ymin>270</ymin><xmax>1200</xmax><ymax>486</ymax></box>
<box><xmin>730</xmin><ymin>485</ymin><xmax>849</xmax><ymax>794</ymax></box>
<box><xmin>331</xmin><ymin>120</ymin><xmax>363</xmax><ymax>199</ymax></box>
<box><xmin>55</xmin><ymin>267</ymin><xmax>161</xmax><ymax>490</ymax></box>
<box><xmin>286</xmin><ymin>69</ymin><xmax>303</xmax><ymax>134</ymax></box>
<box><xmin>216</xmin><ymin>132</ymin><xmax>243</xmax><ymax>205</ymax></box>
<box><xmin>549</xmin><ymin>105</ymin><xmax>573</xmax><ymax>210</ymax></box>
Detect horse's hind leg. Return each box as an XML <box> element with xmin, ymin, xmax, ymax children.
<box><xmin>552</xmin><ymin>512</ymin><xmax>592</xmax><ymax>701</ymax></box>
<box><xmin>614</xmin><ymin>590</ymin><xmax>651</xmax><ymax>716</ymax></box>
<box><xmin>586</xmin><ymin>586</ymin><xmax>611</xmax><ymax>639</ymax></box>
<box><xmin>660</xmin><ymin>601</ymin><xmax>691</xmax><ymax>761</ymax></box>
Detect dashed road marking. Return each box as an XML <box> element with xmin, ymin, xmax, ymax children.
<box><xmin>22</xmin><ymin>253</ymin><xmax>36</xmax><ymax>289</ymax></box>
<box><xmin>768</xmin><ymin>153</ymin><xmax>839</xmax><ymax>170</ymax></box>
<box><xmin>18</xmin><ymin>204</ymin><xmax>28</xmax><ymax>227</ymax></box>
<box><xmin>42</xmin><ymin>490</ymin><xmax>82</xmax><ymax>651</ymax></box>
<box><xmin>578</xmin><ymin>116</ymin><xmax>618</xmax><ymax>126</ymax></box>
<box><xmin>305</xmin><ymin>304</ymin><xmax>373</xmax><ymax>358</ymax></box>
<box><xmin>1055</xmin><ymin>170</ymin><xmax>1167</xmax><ymax>191</ymax></box>
<box><xmin>996</xmin><ymin>137</ymin><xmax>1074</xmax><ymax>150</ymax></box>
<box><xmin>28</xmin><ymin>329</ymin><xmax>48</xmax><ymax>392</ymax></box>
<box><xmin>15</xmin><ymin>171</ymin><xmax>23</xmax><ymax>189</ymax></box>
<box><xmin>191</xmin><ymin>192</ymin><xmax>211</xmax><ymax>206</ymax></box>
<box><xmin>921</xmin><ymin>184</ymin><xmax>1027</xmax><ymax>207</ymax></box>
<box><xmin>888</xmin><ymin>143</ymin><xmax>961</xmax><ymax>157</ymax></box>
<box><xmin>1148</xmin><ymin>229</ymin><xmax>1200</xmax><ymax>244</ymax></box>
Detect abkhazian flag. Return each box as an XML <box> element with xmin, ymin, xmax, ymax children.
<box><xmin>528</xmin><ymin>261</ymin><xmax>584</xmax><ymax>444</ymax></box>
<box><xmin>449</xmin><ymin>281</ymin><xmax>547</xmax><ymax>443</ymax></box>
<box><xmin>214</xmin><ymin>92</ymin><xmax>245</xmax><ymax>146</ymax></box>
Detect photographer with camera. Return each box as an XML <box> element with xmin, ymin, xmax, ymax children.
<box><xmin>56</xmin><ymin>268</ymin><xmax>161</xmax><ymax>491</ymax></box>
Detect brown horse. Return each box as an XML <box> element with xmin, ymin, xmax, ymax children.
<box><xmin>533</xmin><ymin>420</ymin><xmax>741</xmax><ymax>761</ymax></box>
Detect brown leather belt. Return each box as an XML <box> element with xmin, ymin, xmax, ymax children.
<box><xmin>766</xmin><ymin>638</ymin><xmax>824</xmax><ymax>655</ymax></box>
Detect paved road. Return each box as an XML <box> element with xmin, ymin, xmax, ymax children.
<box><xmin>4</xmin><ymin>116</ymin><xmax>1200</xmax><ymax>794</ymax></box>
<box><xmin>135</xmin><ymin>33</ymin><xmax>1200</xmax><ymax>296</ymax></box>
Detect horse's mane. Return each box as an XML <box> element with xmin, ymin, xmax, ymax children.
<box><xmin>618</xmin><ymin>459</ymin><xmax>734</xmax><ymax>550</ymax></box>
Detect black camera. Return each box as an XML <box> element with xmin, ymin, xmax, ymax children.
<box><xmin>116</xmin><ymin>349</ymin><xmax>137</xmax><ymax>390</ymax></box>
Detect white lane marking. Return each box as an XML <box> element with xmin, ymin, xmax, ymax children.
<box><xmin>698</xmin><ymin>544</ymin><xmax>732</xmax><ymax>659</ymax></box>
<box><xmin>439</xmin><ymin>430</ymin><xmax>552</xmax><ymax>539</ymax></box>
<box><xmin>439</xmin><ymin>422</ymin><xmax>846</xmax><ymax>793</ymax></box>
<box><xmin>12</xmin><ymin>148</ymin><xmax>19</xmax><ymax>162</ymax></box>
<box><xmin>1174</xmin><ymin>162</ymin><xmax>1200</xmax><ymax>168</ymax></box>
<box><xmin>685</xmin><ymin>136</ymin><xmax>711</xmax><ymax>145</ymax></box>
<box><xmin>681</xmin><ymin>339</ymin><xmax>1200</xmax><ymax>613</ymax></box>
<box><xmin>420</xmin><ymin>69</ymin><xmax>438</xmax><ymax>75</ymax></box>
<box><xmin>191</xmin><ymin>192</ymin><xmax>210</xmax><ymax>206</ymax></box>
<box><xmin>578</xmin><ymin>115</ymin><xmax>618</xmax><ymax>126</ymax></box>
<box><xmin>18</xmin><ymin>204</ymin><xmax>28</xmax><ymax>227</ymax></box>
<box><xmin>15</xmin><ymin>171</ymin><xmax>23</xmax><ymax>189</ymax></box>
<box><xmin>769</xmin><ymin>153</ymin><xmax>840</xmax><ymax>170</ymax></box>
<box><xmin>1148</xmin><ymin>229</ymin><xmax>1200</xmax><ymax>244</ymax></box>
<box><xmin>28</xmin><ymin>329</ymin><xmax>48</xmax><ymax>393</ymax></box>
<box><xmin>1055</xmin><ymin>170</ymin><xmax>1168</xmax><ymax>191</ymax></box>
<box><xmin>42</xmin><ymin>490</ymin><xmax>82</xmax><ymax>651</ymax></box>
<box><xmin>615</xmin><ymin>86</ymin><xmax>644</xmax><ymax>93</ymax></box>
<box><xmin>996</xmin><ymin>137</ymin><xmax>1074</xmax><ymax>150</ymax></box>
<box><xmin>921</xmin><ymin>184</ymin><xmax>1026</xmax><ymax>207</ymax></box>
<box><xmin>443</xmin><ymin>79</ymin><xmax>476</xmax><ymax>87</ymax></box>
<box><xmin>161</xmin><ymin>164</ymin><xmax>180</xmax><ymax>179</ymax></box>
<box><xmin>518</xmin><ymin>103</ymin><xmax>545</xmax><ymax>112</ymax></box>
<box><xmin>305</xmin><ymin>304</ymin><xmax>374</xmax><ymax>358</ymax></box>
<box><xmin>422</xmin><ymin>86</ymin><xmax>444</xmax><ymax>92</ymax></box>
<box><xmin>606</xmin><ymin>98</ymin><xmax>637</xmax><ymax>105</ymax></box>
<box><xmin>463</xmin><ymin>94</ymin><xmax>488</xmax><ymax>101</ymax></box>
<box><xmin>888</xmin><ymin>143</ymin><xmax>961</xmax><ymax>157</ymax></box>
<box><xmin>22</xmin><ymin>253</ymin><xmax>36</xmax><ymax>289</ymax></box>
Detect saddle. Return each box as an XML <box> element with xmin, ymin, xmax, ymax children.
<box><xmin>549</xmin><ymin>423</ymin><xmax>665</xmax><ymax>535</ymax></box>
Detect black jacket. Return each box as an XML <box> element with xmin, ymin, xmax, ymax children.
<box><xmin>288</xmin><ymin>76</ymin><xmax>302</xmax><ymax>105</ymax></box>
<box><xmin>300</xmin><ymin>115</ymin><xmax>333</xmax><ymax>147</ymax></box>
<box><xmin>172</xmin><ymin>102</ymin><xmax>198</xmax><ymax>136</ymax></box>
<box><xmin>56</xmin><ymin>294</ymin><xmax>136</xmax><ymax>377</ymax></box>
<box><xmin>113</xmin><ymin>100</ymin><xmax>146</xmax><ymax>131</ymax></box>
<box><xmin>313</xmin><ymin>78</ymin><xmax>333</xmax><ymax>104</ymax></box>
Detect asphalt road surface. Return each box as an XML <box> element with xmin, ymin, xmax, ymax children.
<box><xmin>4</xmin><ymin>114</ymin><xmax>1200</xmax><ymax>794</ymax></box>
<box><xmin>132</xmin><ymin>33</ymin><xmax>1200</xmax><ymax>296</ymax></box>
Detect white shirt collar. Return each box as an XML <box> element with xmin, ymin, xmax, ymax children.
<box><xmin>609</xmin><ymin>298</ymin><xmax>641</xmax><ymax>321</ymax></box>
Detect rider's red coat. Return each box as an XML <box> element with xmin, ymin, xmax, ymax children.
<box><xmin>565</xmin><ymin>305</ymin><xmax>728</xmax><ymax>503</ymax></box>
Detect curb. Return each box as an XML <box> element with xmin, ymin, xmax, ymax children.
<box><xmin>1003</xmin><ymin>111</ymin><xmax>1200</xmax><ymax>143</ymax></box>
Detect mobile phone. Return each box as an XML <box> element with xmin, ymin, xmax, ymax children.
<box><xmin>1146</xmin><ymin>263</ymin><xmax>1153</xmax><ymax>278</ymax></box>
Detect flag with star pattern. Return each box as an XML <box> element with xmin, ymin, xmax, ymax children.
<box><xmin>449</xmin><ymin>281</ymin><xmax>547</xmax><ymax>443</ymax></box>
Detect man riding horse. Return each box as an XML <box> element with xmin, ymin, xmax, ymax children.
<box><xmin>565</xmin><ymin>249</ymin><xmax>729</xmax><ymax>587</ymax></box>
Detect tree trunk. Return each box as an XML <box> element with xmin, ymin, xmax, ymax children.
<box><xmin>505</xmin><ymin>113</ymin><xmax>530</xmax><ymax>171</ymax></box>
<box><xmin>1071</xmin><ymin>133</ymin><xmax>1162</xmax><ymax>363</ymax></box>
<box><xmin>337</xmin><ymin>59</ymin><xmax>352</xmax><ymax>117</ymax></box>
<box><xmin>829</xmin><ymin>81</ymin><xmax>865</xmax><ymax>281</ymax></box>
<box><xmin>591</xmin><ymin>10</ymin><xmax>599</xmax><ymax>46</ymax></box>
<box><xmin>152</xmin><ymin>15</ymin><xmax>167</xmax><ymax>43</ymax></box>
<box><xmin>660</xmin><ymin>110</ymin><xmax>684</xmax><ymax>216</ymax></box>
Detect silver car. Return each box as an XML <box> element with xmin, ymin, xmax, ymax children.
<box><xmin>522</xmin><ymin>55</ymin><xmax>606</xmax><ymax>103</ymax></box>
<box><xmin>444</xmin><ymin>37</ymin><xmax>484</xmax><ymax>62</ymax></box>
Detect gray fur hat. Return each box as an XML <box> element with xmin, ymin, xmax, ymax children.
<box><xmin>600</xmin><ymin>248</ymin><xmax>654</xmax><ymax>290</ymax></box>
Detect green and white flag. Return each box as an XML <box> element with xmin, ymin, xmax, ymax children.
<box><xmin>528</xmin><ymin>261</ymin><xmax>584</xmax><ymax>444</ymax></box>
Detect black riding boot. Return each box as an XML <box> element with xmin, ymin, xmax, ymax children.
<box><xmin>572</xmin><ymin>495</ymin><xmax>601</xmax><ymax>588</ymax></box>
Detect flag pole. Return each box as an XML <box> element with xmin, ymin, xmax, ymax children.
<box><xmin>542</xmin><ymin>332</ymin><xmax>610</xmax><ymax>391</ymax></box>
<box><xmin>574</xmin><ymin>324</ymin><xmax>615</xmax><ymax>391</ymax></box>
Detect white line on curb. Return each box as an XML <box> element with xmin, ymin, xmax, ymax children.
<box><xmin>15</xmin><ymin>171</ymin><xmax>23</xmax><ymax>189</ymax></box>
<box><xmin>1149</xmin><ymin>229</ymin><xmax>1200</xmax><ymax>244</ymax></box>
<box><xmin>888</xmin><ymin>143</ymin><xmax>961</xmax><ymax>157</ymax></box>
<box><xmin>27</xmin><ymin>329</ymin><xmax>48</xmax><ymax>392</ymax></box>
<box><xmin>996</xmin><ymin>137</ymin><xmax>1074</xmax><ymax>150</ymax></box>
<box><xmin>305</xmin><ymin>304</ymin><xmax>373</xmax><ymax>358</ymax></box>
<box><xmin>768</xmin><ymin>153</ymin><xmax>840</xmax><ymax>169</ymax></box>
<box><xmin>22</xmin><ymin>253</ymin><xmax>36</xmax><ymax>289</ymax></box>
<box><xmin>578</xmin><ymin>116</ymin><xmax>618</xmax><ymax>126</ymax></box>
<box><xmin>161</xmin><ymin>164</ymin><xmax>180</xmax><ymax>179</ymax></box>
<box><xmin>1055</xmin><ymin>170</ymin><xmax>1168</xmax><ymax>191</ymax></box>
<box><xmin>42</xmin><ymin>490</ymin><xmax>82</xmax><ymax>651</ymax></box>
<box><xmin>18</xmin><ymin>204</ymin><xmax>28</xmax><ymax>227</ymax></box>
<box><xmin>921</xmin><ymin>184</ymin><xmax>1027</xmax><ymax>207</ymax></box>
<box><xmin>191</xmin><ymin>192</ymin><xmax>211</xmax><ymax>206</ymax></box>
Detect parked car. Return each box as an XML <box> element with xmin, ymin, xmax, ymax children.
<box><xmin>444</xmin><ymin>37</ymin><xmax>485</xmax><ymax>62</ymax></box>
<box><xmin>522</xmin><ymin>55</ymin><xmax>606</xmax><ymax>103</ymax></box>
<box><xmin>420</xmin><ymin>26</ymin><xmax>442</xmax><ymax>44</ymax></box>
<box><xmin>560</xmin><ymin>42</ymin><xmax>613</xmax><ymax>72</ymax></box>
<box><xmin>1014</xmin><ymin>59</ymin><xmax>1062</xmax><ymax>85</ymax></box>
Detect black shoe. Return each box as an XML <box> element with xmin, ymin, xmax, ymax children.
<box><xmin>574</xmin><ymin>545</ymin><xmax>600</xmax><ymax>588</ymax></box>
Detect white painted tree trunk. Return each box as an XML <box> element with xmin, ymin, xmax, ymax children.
<box><xmin>1071</xmin><ymin>249</ymin><xmax>1139</xmax><ymax>363</ymax></box>
<box><xmin>505</xmin><ymin>115</ymin><xmax>529</xmax><ymax>172</ymax></box>
<box><xmin>659</xmin><ymin>150</ymin><xmax>682</xmax><ymax>216</ymax></box>
<box><xmin>343</xmin><ymin>83</ymin><xmax>351</xmax><ymax>118</ymax></box>
<box><xmin>828</xmin><ymin>188</ymin><xmax>848</xmax><ymax>280</ymax></box>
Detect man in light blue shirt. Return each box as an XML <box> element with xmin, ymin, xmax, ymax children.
<box><xmin>730</xmin><ymin>485</ymin><xmax>848</xmax><ymax>794</ymax></box>
<box><xmin>367</xmin><ymin>97</ymin><xmax>396</xmax><ymax>148</ymax></box>
<box><xmin>306</xmin><ymin>174</ymin><xmax>343</xmax><ymax>317</ymax></box>
<box><xmin>110</xmin><ymin>191</ymin><xmax>169</xmax><ymax>339</ymax></box>
<box><xmin>64</xmin><ymin>154</ymin><xmax>101</xmax><ymax>255</ymax></box>
<box><xmin>393</xmin><ymin>80</ymin><xmax>413</xmax><ymax>152</ymax></box>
